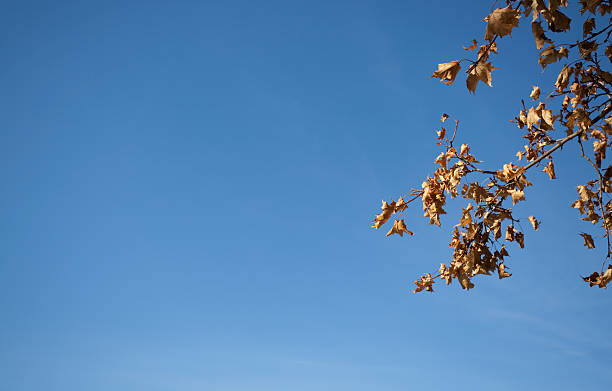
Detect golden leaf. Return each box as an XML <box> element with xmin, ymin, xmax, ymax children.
<box><xmin>432</xmin><ymin>61</ymin><xmax>461</xmax><ymax>86</ymax></box>
<box><xmin>372</xmin><ymin>200</ymin><xmax>396</xmax><ymax>229</ymax></box>
<box><xmin>528</xmin><ymin>216</ymin><xmax>540</xmax><ymax>230</ymax></box>
<box><xmin>530</xmin><ymin>86</ymin><xmax>541</xmax><ymax>100</ymax></box>
<box><xmin>498</xmin><ymin>263</ymin><xmax>512</xmax><ymax>279</ymax></box>
<box><xmin>543</xmin><ymin>160</ymin><xmax>556</xmax><ymax>179</ymax></box>
<box><xmin>508</xmin><ymin>189</ymin><xmax>525</xmax><ymax>205</ymax></box>
<box><xmin>386</xmin><ymin>219</ymin><xmax>414</xmax><ymax>237</ymax></box>
<box><xmin>484</xmin><ymin>7</ymin><xmax>520</xmax><ymax>41</ymax></box>
<box><xmin>437</xmin><ymin>128</ymin><xmax>446</xmax><ymax>140</ymax></box>
<box><xmin>464</xmin><ymin>39</ymin><xmax>478</xmax><ymax>51</ymax></box>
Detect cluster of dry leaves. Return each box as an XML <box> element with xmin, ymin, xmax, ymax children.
<box><xmin>373</xmin><ymin>0</ymin><xmax>612</xmax><ymax>292</ymax></box>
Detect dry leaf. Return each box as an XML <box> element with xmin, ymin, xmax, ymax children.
<box><xmin>498</xmin><ymin>263</ymin><xmax>512</xmax><ymax>279</ymax></box>
<box><xmin>464</xmin><ymin>39</ymin><xmax>478</xmax><ymax>51</ymax></box>
<box><xmin>484</xmin><ymin>7</ymin><xmax>520</xmax><ymax>41</ymax></box>
<box><xmin>386</xmin><ymin>219</ymin><xmax>414</xmax><ymax>237</ymax></box>
<box><xmin>530</xmin><ymin>86</ymin><xmax>541</xmax><ymax>100</ymax></box>
<box><xmin>543</xmin><ymin>160</ymin><xmax>556</xmax><ymax>179</ymax></box>
<box><xmin>432</xmin><ymin>61</ymin><xmax>461</xmax><ymax>85</ymax></box>
<box><xmin>466</xmin><ymin>62</ymin><xmax>496</xmax><ymax>93</ymax></box>
<box><xmin>528</xmin><ymin>216</ymin><xmax>540</xmax><ymax>230</ymax></box>
<box><xmin>508</xmin><ymin>189</ymin><xmax>525</xmax><ymax>205</ymax></box>
<box><xmin>580</xmin><ymin>232</ymin><xmax>595</xmax><ymax>248</ymax></box>
<box><xmin>531</xmin><ymin>21</ymin><xmax>551</xmax><ymax>49</ymax></box>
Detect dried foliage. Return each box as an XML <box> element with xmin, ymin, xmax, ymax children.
<box><xmin>372</xmin><ymin>0</ymin><xmax>612</xmax><ymax>292</ymax></box>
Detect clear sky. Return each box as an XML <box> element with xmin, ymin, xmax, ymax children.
<box><xmin>1</xmin><ymin>1</ymin><xmax>611</xmax><ymax>390</ymax></box>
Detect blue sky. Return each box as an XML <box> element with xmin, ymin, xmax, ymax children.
<box><xmin>1</xmin><ymin>1</ymin><xmax>611</xmax><ymax>390</ymax></box>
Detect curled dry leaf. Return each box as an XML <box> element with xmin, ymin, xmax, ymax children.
<box><xmin>372</xmin><ymin>200</ymin><xmax>396</xmax><ymax>229</ymax></box>
<box><xmin>432</xmin><ymin>61</ymin><xmax>461</xmax><ymax>85</ymax></box>
<box><xmin>529</xmin><ymin>216</ymin><xmax>541</xmax><ymax>230</ymax></box>
<box><xmin>498</xmin><ymin>263</ymin><xmax>511</xmax><ymax>279</ymax></box>
<box><xmin>580</xmin><ymin>232</ymin><xmax>595</xmax><ymax>249</ymax></box>
<box><xmin>386</xmin><ymin>219</ymin><xmax>414</xmax><ymax>237</ymax></box>
<box><xmin>530</xmin><ymin>86</ymin><xmax>541</xmax><ymax>100</ymax></box>
<box><xmin>531</xmin><ymin>21</ymin><xmax>551</xmax><ymax>49</ymax></box>
<box><xmin>464</xmin><ymin>39</ymin><xmax>478</xmax><ymax>51</ymax></box>
<box><xmin>543</xmin><ymin>160</ymin><xmax>556</xmax><ymax>179</ymax></box>
<box><xmin>583</xmin><ymin>266</ymin><xmax>612</xmax><ymax>288</ymax></box>
<box><xmin>508</xmin><ymin>189</ymin><xmax>525</xmax><ymax>205</ymax></box>
<box><xmin>539</xmin><ymin>45</ymin><xmax>568</xmax><ymax>69</ymax></box>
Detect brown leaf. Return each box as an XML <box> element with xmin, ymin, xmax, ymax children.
<box><xmin>484</xmin><ymin>7</ymin><xmax>520</xmax><ymax>41</ymax></box>
<box><xmin>528</xmin><ymin>216</ymin><xmax>541</xmax><ymax>230</ymax></box>
<box><xmin>580</xmin><ymin>232</ymin><xmax>595</xmax><ymax>249</ymax></box>
<box><xmin>432</xmin><ymin>61</ymin><xmax>461</xmax><ymax>86</ymax></box>
<box><xmin>539</xmin><ymin>45</ymin><xmax>568</xmax><ymax>69</ymax></box>
<box><xmin>531</xmin><ymin>21</ymin><xmax>551</xmax><ymax>49</ymax></box>
<box><xmin>463</xmin><ymin>39</ymin><xmax>478</xmax><ymax>51</ymax></box>
<box><xmin>466</xmin><ymin>62</ymin><xmax>496</xmax><ymax>93</ymax></box>
<box><xmin>437</xmin><ymin>127</ymin><xmax>446</xmax><ymax>140</ymax></box>
<box><xmin>498</xmin><ymin>263</ymin><xmax>512</xmax><ymax>279</ymax></box>
<box><xmin>386</xmin><ymin>219</ymin><xmax>414</xmax><ymax>237</ymax></box>
<box><xmin>546</xmin><ymin>10</ymin><xmax>571</xmax><ymax>32</ymax></box>
<box><xmin>508</xmin><ymin>189</ymin><xmax>525</xmax><ymax>205</ymax></box>
<box><xmin>515</xmin><ymin>232</ymin><xmax>524</xmax><ymax>248</ymax></box>
<box><xmin>372</xmin><ymin>200</ymin><xmax>396</xmax><ymax>229</ymax></box>
<box><xmin>583</xmin><ymin>18</ymin><xmax>595</xmax><ymax>38</ymax></box>
<box><xmin>441</xmin><ymin>113</ymin><xmax>449</xmax><ymax>122</ymax></box>
<box><xmin>543</xmin><ymin>160</ymin><xmax>556</xmax><ymax>179</ymax></box>
<box><xmin>530</xmin><ymin>86</ymin><xmax>541</xmax><ymax>100</ymax></box>
<box><xmin>505</xmin><ymin>226</ymin><xmax>515</xmax><ymax>241</ymax></box>
<box><xmin>555</xmin><ymin>65</ymin><xmax>574</xmax><ymax>92</ymax></box>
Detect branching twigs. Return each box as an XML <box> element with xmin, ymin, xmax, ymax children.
<box><xmin>374</xmin><ymin>0</ymin><xmax>612</xmax><ymax>292</ymax></box>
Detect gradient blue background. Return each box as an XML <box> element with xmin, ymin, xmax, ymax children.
<box><xmin>1</xmin><ymin>1</ymin><xmax>610</xmax><ymax>390</ymax></box>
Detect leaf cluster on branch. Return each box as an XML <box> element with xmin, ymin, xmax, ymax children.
<box><xmin>372</xmin><ymin>0</ymin><xmax>612</xmax><ymax>293</ymax></box>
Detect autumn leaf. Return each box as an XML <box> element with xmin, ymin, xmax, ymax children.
<box><xmin>507</xmin><ymin>189</ymin><xmax>525</xmax><ymax>205</ymax></box>
<box><xmin>441</xmin><ymin>113</ymin><xmax>449</xmax><ymax>122</ymax></box>
<box><xmin>529</xmin><ymin>216</ymin><xmax>540</xmax><ymax>230</ymax></box>
<box><xmin>386</xmin><ymin>219</ymin><xmax>414</xmax><ymax>237</ymax></box>
<box><xmin>546</xmin><ymin>9</ymin><xmax>571</xmax><ymax>32</ymax></box>
<box><xmin>580</xmin><ymin>233</ymin><xmax>595</xmax><ymax>249</ymax></box>
<box><xmin>464</xmin><ymin>39</ymin><xmax>478</xmax><ymax>51</ymax></box>
<box><xmin>583</xmin><ymin>18</ymin><xmax>595</xmax><ymax>38</ymax></box>
<box><xmin>498</xmin><ymin>263</ymin><xmax>512</xmax><ymax>279</ymax></box>
<box><xmin>466</xmin><ymin>62</ymin><xmax>496</xmax><ymax>93</ymax></box>
<box><xmin>515</xmin><ymin>232</ymin><xmax>525</xmax><ymax>248</ymax></box>
<box><xmin>372</xmin><ymin>200</ymin><xmax>396</xmax><ymax>229</ymax></box>
<box><xmin>539</xmin><ymin>45</ymin><xmax>568</xmax><ymax>69</ymax></box>
<box><xmin>555</xmin><ymin>65</ymin><xmax>574</xmax><ymax>91</ymax></box>
<box><xmin>531</xmin><ymin>21</ymin><xmax>551</xmax><ymax>49</ymax></box>
<box><xmin>543</xmin><ymin>161</ymin><xmax>556</xmax><ymax>179</ymax></box>
<box><xmin>432</xmin><ymin>61</ymin><xmax>461</xmax><ymax>86</ymax></box>
<box><xmin>484</xmin><ymin>7</ymin><xmax>520</xmax><ymax>41</ymax></box>
<box><xmin>437</xmin><ymin>128</ymin><xmax>446</xmax><ymax>140</ymax></box>
<box><xmin>530</xmin><ymin>86</ymin><xmax>541</xmax><ymax>100</ymax></box>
